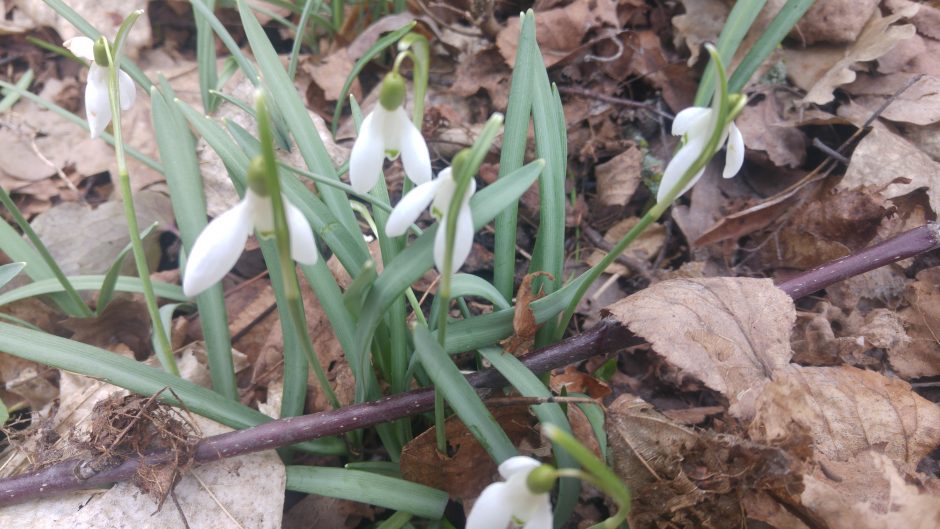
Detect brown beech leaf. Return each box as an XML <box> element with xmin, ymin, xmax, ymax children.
<box><xmin>801</xmin><ymin>451</ymin><xmax>940</xmax><ymax>529</ymax></box>
<box><xmin>749</xmin><ymin>365</ymin><xmax>940</xmax><ymax>471</ymax></box>
<box><xmin>841</xmin><ymin>126</ymin><xmax>940</xmax><ymax>215</ymax></box>
<box><xmin>594</xmin><ymin>145</ymin><xmax>643</xmax><ymax>207</ymax></box>
<box><xmin>846</xmin><ymin>74</ymin><xmax>940</xmax><ymax>126</ymax></box>
<box><xmin>500</xmin><ymin>272</ymin><xmax>554</xmax><ymax>356</ymax></box>
<box><xmin>604</xmin><ymin>278</ymin><xmax>795</xmax><ymax>419</ymax></box>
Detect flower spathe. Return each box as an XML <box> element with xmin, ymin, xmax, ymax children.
<box><xmin>385</xmin><ymin>167</ymin><xmax>474</xmax><ymax>274</ymax></box>
<box><xmin>182</xmin><ymin>190</ymin><xmax>318</xmax><ymax>297</ymax></box>
<box><xmin>349</xmin><ymin>75</ymin><xmax>431</xmax><ymax>193</ymax></box>
<box><xmin>656</xmin><ymin>104</ymin><xmax>744</xmax><ymax>204</ymax></box>
<box><xmin>465</xmin><ymin>456</ymin><xmax>553</xmax><ymax>529</ymax></box>
<box><xmin>63</xmin><ymin>36</ymin><xmax>136</xmax><ymax>139</ymax></box>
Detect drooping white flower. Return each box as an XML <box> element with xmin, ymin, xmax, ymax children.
<box><xmin>63</xmin><ymin>36</ymin><xmax>136</xmax><ymax>139</ymax></box>
<box><xmin>656</xmin><ymin>104</ymin><xmax>744</xmax><ymax>204</ymax></box>
<box><xmin>183</xmin><ymin>190</ymin><xmax>318</xmax><ymax>297</ymax></box>
<box><xmin>385</xmin><ymin>167</ymin><xmax>474</xmax><ymax>274</ymax></box>
<box><xmin>349</xmin><ymin>72</ymin><xmax>431</xmax><ymax>193</ymax></box>
<box><xmin>466</xmin><ymin>456</ymin><xmax>553</xmax><ymax>529</ymax></box>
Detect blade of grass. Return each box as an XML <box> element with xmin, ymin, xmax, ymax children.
<box><xmin>0</xmin><ymin>189</ymin><xmax>91</xmax><ymax>317</ymax></box>
<box><xmin>728</xmin><ymin>0</ymin><xmax>815</xmax><ymax>94</ymax></box>
<box><xmin>479</xmin><ymin>346</ymin><xmax>580</xmax><ymax>528</ymax></box>
<box><xmin>285</xmin><ymin>466</ymin><xmax>448</xmax><ymax>519</ymax></box>
<box><xmin>0</xmin><ymin>69</ymin><xmax>34</xmax><ymax>112</ymax></box>
<box><xmin>0</xmin><ymin>322</ymin><xmax>345</xmax><ymax>454</ymax></box>
<box><xmin>493</xmin><ymin>12</ymin><xmax>537</xmax><ymax>300</ymax></box>
<box><xmin>693</xmin><ymin>0</ymin><xmax>767</xmax><ymax>106</ymax></box>
<box><xmin>193</xmin><ymin>0</ymin><xmax>219</xmax><ymax>113</ymax></box>
<box><xmin>152</xmin><ymin>82</ymin><xmax>237</xmax><ymax>400</ymax></box>
<box><xmin>412</xmin><ymin>325</ymin><xmax>517</xmax><ymax>462</ymax></box>
<box><xmin>0</xmin><ymin>275</ymin><xmax>186</xmax><ymax>306</ymax></box>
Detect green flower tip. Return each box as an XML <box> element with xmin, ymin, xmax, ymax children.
<box><xmin>526</xmin><ymin>464</ymin><xmax>558</xmax><ymax>495</ymax></box>
<box><xmin>247</xmin><ymin>155</ymin><xmax>270</xmax><ymax>197</ymax></box>
<box><xmin>93</xmin><ymin>36</ymin><xmax>110</xmax><ymax>67</ymax></box>
<box><xmin>728</xmin><ymin>93</ymin><xmax>748</xmax><ymax>121</ymax></box>
<box><xmin>450</xmin><ymin>148</ymin><xmax>472</xmax><ymax>179</ymax></box>
<box><xmin>379</xmin><ymin>72</ymin><xmax>406</xmax><ymax>111</ymax></box>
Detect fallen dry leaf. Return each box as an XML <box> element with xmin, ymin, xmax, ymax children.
<box><xmin>846</xmin><ymin>74</ymin><xmax>940</xmax><ymax>126</ymax></box>
<box><xmin>594</xmin><ymin>144</ymin><xmax>643</xmax><ymax>207</ymax></box>
<box><xmin>890</xmin><ymin>266</ymin><xmax>940</xmax><ymax>377</ymax></box>
<box><xmin>790</xmin><ymin>0</ymin><xmax>879</xmax><ymax>45</ymax></box>
<box><xmin>840</xmin><ymin>126</ymin><xmax>940</xmax><ymax>216</ymax></box>
<box><xmin>795</xmin><ymin>3</ymin><xmax>919</xmax><ymax>105</ymax></box>
<box><xmin>749</xmin><ymin>364</ymin><xmax>940</xmax><ymax>471</ymax></box>
<box><xmin>734</xmin><ymin>89</ymin><xmax>807</xmax><ymax>168</ymax></box>
<box><xmin>585</xmin><ymin>217</ymin><xmax>665</xmax><ymax>276</ymax></box>
<box><xmin>672</xmin><ymin>0</ymin><xmax>728</xmax><ymax>66</ymax></box>
<box><xmin>500</xmin><ymin>271</ymin><xmax>554</xmax><ymax>355</ymax></box>
<box><xmin>605</xmin><ymin>277</ymin><xmax>795</xmax><ymax>419</ymax></box>
<box><xmin>801</xmin><ymin>451</ymin><xmax>940</xmax><ymax>529</ymax></box>
<box><xmin>400</xmin><ymin>406</ymin><xmax>538</xmax><ymax>501</ymax></box>
<box><xmin>607</xmin><ymin>394</ymin><xmax>805</xmax><ymax>529</ymax></box>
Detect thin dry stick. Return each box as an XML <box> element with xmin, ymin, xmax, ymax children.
<box><xmin>1</xmin><ymin>222</ymin><xmax>939</xmax><ymax>506</ymax></box>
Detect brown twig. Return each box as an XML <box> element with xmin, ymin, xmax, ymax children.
<box><xmin>557</xmin><ymin>85</ymin><xmax>675</xmax><ymax>120</ymax></box>
<box><xmin>2</xmin><ymin>223</ymin><xmax>940</xmax><ymax>506</ymax></box>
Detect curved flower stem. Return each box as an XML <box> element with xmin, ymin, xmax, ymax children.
<box><xmin>103</xmin><ymin>36</ymin><xmax>177</xmax><ymax>375</ymax></box>
<box><xmin>255</xmin><ymin>93</ymin><xmax>340</xmax><ymax>411</ymax></box>
<box><xmin>552</xmin><ymin>45</ymin><xmax>733</xmax><ymax>342</ymax></box>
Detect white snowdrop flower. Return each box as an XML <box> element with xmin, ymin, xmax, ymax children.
<box><xmin>349</xmin><ymin>72</ymin><xmax>431</xmax><ymax>193</ymax></box>
<box><xmin>466</xmin><ymin>456</ymin><xmax>554</xmax><ymax>529</ymax></box>
<box><xmin>63</xmin><ymin>36</ymin><xmax>136</xmax><ymax>139</ymax></box>
<box><xmin>385</xmin><ymin>166</ymin><xmax>474</xmax><ymax>274</ymax></box>
<box><xmin>656</xmin><ymin>102</ymin><xmax>744</xmax><ymax>204</ymax></box>
<box><xmin>183</xmin><ymin>164</ymin><xmax>318</xmax><ymax>297</ymax></box>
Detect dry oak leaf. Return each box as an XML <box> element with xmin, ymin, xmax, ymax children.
<box><xmin>841</xmin><ymin>126</ymin><xmax>940</xmax><ymax>216</ymax></box>
<box><xmin>604</xmin><ymin>277</ymin><xmax>795</xmax><ymax>420</ymax></box>
<box><xmin>749</xmin><ymin>364</ymin><xmax>940</xmax><ymax>471</ymax></box>
<box><xmin>801</xmin><ymin>451</ymin><xmax>940</xmax><ymax>529</ymax></box>
<box><xmin>890</xmin><ymin>266</ymin><xmax>940</xmax><ymax>378</ymax></box>
<box><xmin>797</xmin><ymin>3</ymin><xmax>919</xmax><ymax>105</ymax></box>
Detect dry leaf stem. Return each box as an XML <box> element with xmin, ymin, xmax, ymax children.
<box><xmin>2</xmin><ymin>223</ymin><xmax>939</xmax><ymax>505</ymax></box>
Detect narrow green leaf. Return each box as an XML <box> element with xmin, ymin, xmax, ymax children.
<box><xmin>286</xmin><ymin>466</ymin><xmax>448</xmax><ymax>519</ymax></box>
<box><xmin>412</xmin><ymin>326</ymin><xmax>517</xmax><ymax>462</ymax></box>
<box><xmin>96</xmin><ymin>221</ymin><xmax>159</xmax><ymax>314</ymax></box>
<box><xmin>0</xmin><ymin>397</ymin><xmax>7</xmax><ymax>426</ymax></box>
<box><xmin>437</xmin><ymin>273</ymin><xmax>511</xmax><ymax>312</ymax></box>
<box><xmin>330</xmin><ymin>21</ymin><xmax>417</xmax><ymax>135</ymax></box>
<box><xmin>0</xmin><ymin>69</ymin><xmax>34</xmax><ymax>112</ymax></box>
<box><xmin>494</xmin><ymin>12</ymin><xmax>537</xmax><ymax>299</ymax></box>
<box><xmin>0</xmin><ymin>262</ymin><xmax>26</xmax><ymax>289</ymax></box>
<box><xmin>152</xmin><ymin>303</ymin><xmax>186</xmax><ymax>373</ymax></box>
<box><xmin>570</xmin><ymin>392</ymin><xmax>607</xmax><ymax>458</ymax></box>
<box><xmin>0</xmin><ymin>322</ymin><xmax>345</xmax><ymax>455</ymax></box>
<box><xmin>0</xmin><ymin>275</ymin><xmax>187</xmax><ymax>306</ymax></box>
<box><xmin>728</xmin><ymin>0</ymin><xmax>814</xmax><ymax>94</ymax></box>
<box><xmin>193</xmin><ymin>0</ymin><xmax>219</xmax><ymax>112</ymax></box>
<box><xmin>479</xmin><ymin>346</ymin><xmax>580</xmax><ymax>528</ymax></box>
<box><xmin>694</xmin><ymin>0</ymin><xmax>768</xmax><ymax>106</ymax></box>
<box><xmin>190</xmin><ymin>0</ymin><xmax>260</xmax><ymax>83</ymax></box>
<box><xmin>288</xmin><ymin>0</ymin><xmax>324</xmax><ymax>80</ymax></box>
<box><xmin>152</xmin><ymin>82</ymin><xmax>237</xmax><ymax>400</ymax></box>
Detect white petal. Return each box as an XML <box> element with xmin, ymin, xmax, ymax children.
<box><xmin>722</xmin><ymin>122</ymin><xmax>745</xmax><ymax>178</ymax></box>
<box><xmin>400</xmin><ymin>118</ymin><xmax>431</xmax><ymax>185</ymax></box>
<box><xmin>183</xmin><ymin>199</ymin><xmax>253</xmax><ymax>297</ymax></box>
<box><xmin>498</xmin><ymin>456</ymin><xmax>542</xmax><ymax>479</ymax></box>
<box><xmin>379</xmin><ymin>106</ymin><xmax>409</xmax><ymax>155</ymax></box>
<box><xmin>63</xmin><ymin>36</ymin><xmax>95</xmax><ymax>61</ymax></box>
<box><xmin>433</xmin><ymin>203</ymin><xmax>474</xmax><ymax>274</ymax></box>
<box><xmin>466</xmin><ymin>483</ymin><xmax>515</xmax><ymax>529</ymax></box>
<box><xmin>349</xmin><ymin>112</ymin><xmax>385</xmax><ymax>193</ymax></box>
<box><xmin>118</xmin><ymin>69</ymin><xmax>136</xmax><ymax>111</ymax></box>
<box><xmin>657</xmin><ymin>138</ymin><xmax>707</xmax><ymax>204</ymax></box>
<box><xmin>285</xmin><ymin>199</ymin><xmax>319</xmax><ymax>265</ymax></box>
<box><xmin>522</xmin><ymin>497</ymin><xmax>553</xmax><ymax>529</ymax></box>
<box><xmin>385</xmin><ymin>179</ymin><xmax>441</xmax><ymax>237</ymax></box>
<box><xmin>85</xmin><ymin>64</ymin><xmax>112</xmax><ymax>139</ymax></box>
<box><xmin>671</xmin><ymin>107</ymin><xmax>711</xmax><ymax>136</ymax></box>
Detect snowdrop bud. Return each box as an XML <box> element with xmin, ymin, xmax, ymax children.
<box><xmin>526</xmin><ymin>464</ymin><xmax>558</xmax><ymax>494</ymax></box>
<box><xmin>92</xmin><ymin>37</ymin><xmax>110</xmax><ymax>67</ymax></box>
<box><xmin>450</xmin><ymin>148</ymin><xmax>471</xmax><ymax>181</ymax></box>
<box><xmin>379</xmin><ymin>72</ymin><xmax>406</xmax><ymax>111</ymax></box>
<box><xmin>246</xmin><ymin>156</ymin><xmax>270</xmax><ymax>197</ymax></box>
